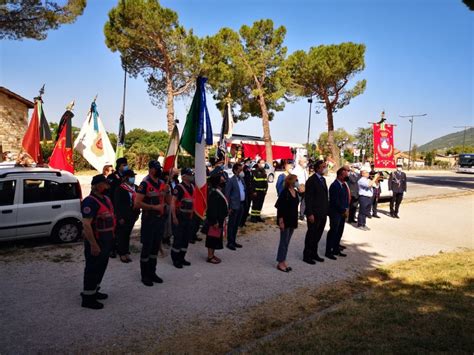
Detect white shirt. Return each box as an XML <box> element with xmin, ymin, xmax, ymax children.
<box><xmin>237</xmin><ymin>178</ymin><xmax>246</xmax><ymax>202</ymax></box>
<box><xmin>358</xmin><ymin>177</ymin><xmax>374</xmax><ymax>198</ymax></box>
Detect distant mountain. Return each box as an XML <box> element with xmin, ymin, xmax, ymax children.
<box><xmin>418</xmin><ymin>128</ymin><xmax>474</xmax><ymax>152</ymax></box>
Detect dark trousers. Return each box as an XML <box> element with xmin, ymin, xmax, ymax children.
<box><xmin>171</xmin><ymin>213</ymin><xmax>193</xmax><ymax>264</ymax></box>
<box><xmin>240</xmin><ymin>195</ymin><xmax>251</xmax><ymax>226</ymax></box>
<box><xmin>83</xmin><ymin>234</ymin><xmax>114</xmax><ymax>294</ymax></box>
<box><xmin>299</xmin><ymin>193</ymin><xmax>306</xmax><ymax>218</ymax></box>
<box><xmin>372</xmin><ymin>196</ymin><xmax>379</xmax><ymax>216</ymax></box>
<box><xmin>326</xmin><ymin>213</ymin><xmax>345</xmax><ymax>255</ymax></box>
<box><xmin>116</xmin><ymin>222</ymin><xmax>135</xmax><ymax>256</ymax></box>
<box><xmin>348</xmin><ymin>196</ymin><xmax>359</xmax><ymax>222</ymax></box>
<box><xmin>191</xmin><ymin>215</ymin><xmax>201</xmax><ymax>241</ymax></box>
<box><xmin>277</xmin><ymin>228</ymin><xmax>294</xmax><ymax>262</ymax></box>
<box><xmin>250</xmin><ymin>191</ymin><xmax>266</xmax><ymax>218</ymax></box>
<box><xmin>390</xmin><ymin>192</ymin><xmax>404</xmax><ymax>215</ymax></box>
<box><xmin>140</xmin><ymin>217</ymin><xmax>164</xmax><ymax>278</ymax></box>
<box><xmin>227</xmin><ymin>202</ymin><xmax>244</xmax><ymax>247</ymax></box>
<box><xmin>303</xmin><ymin>215</ymin><xmax>327</xmax><ymax>260</ymax></box>
<box><xmin>357</xmin><ymin>196</ymin><xmax>372</xmax><ymax>227</ymax></box>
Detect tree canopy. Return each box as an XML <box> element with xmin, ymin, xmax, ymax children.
<box><xmin>0</xmin><ymin>0</ymin><xmax>86</xmax><ymax>40</ymax></box>
<box><xmin>286</xmin><ymin>42</ymin><xmax>366</xmax><ymax>167</ymax></box>
<box><xmin>203</xmin><ymin>19</ymin><xmax>291</xmax><ymax>162</ymax></box>
<box><xmin>317</xmin><ymin>128</ymin><xmax>354</xmax><ymax>158</ymax></box>
<box><xmin>104</xmin><ymin>0</ymin><xmax>201</xmax><ymax>133</ymax></box>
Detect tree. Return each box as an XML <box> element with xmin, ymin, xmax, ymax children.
<box><xmin>424</xmin><ymin>150</ymin><xmax>437</xmax><ymax>166</ymax></box>
<box><xmin>0</xmin><ymin>0</ymin><xmax>86</xmax><ymax>40</ymax></box>
<box><xmin>317</xmin><ymin>128</ymin><xmax>354</xmax><ymax>158</ymax></box>
<box><xmin>411</xmin><ymin>143</ymin><xmax>419</xmax><ymax>163</ymax></box>
<box><xmin>104</xmin><ymin>0</ymin><xmax>201</xmax><ymax>134</ymax></box>
<box><xmin>354</xmin><ymin>126</ymin><xmax>373</xmax><ymax>161</ymax></box>
<box><xmin>203</xmin><ymin>19</ymin><xmax>291</xmax><ymax>163</ymax></box>
<box><xmin>286</xmin><ymin>43</ymin><xmax>366</xmax><ymax>167</ymax></box>
<box><xmin>463</xmin><ymin>0</ymin><xmax>474</xmax><ymax>11</ymax></box>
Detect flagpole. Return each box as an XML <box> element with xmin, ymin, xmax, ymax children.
<box><xmin>121</xmin><ymin>68</ymin><xmax>127</xmax><ymax>116</ymax></box>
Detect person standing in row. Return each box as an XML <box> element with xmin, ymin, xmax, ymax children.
<box><xmin>369</xmin><ymin>166</ymin><xmax>381</xmax><ymax>218</ymax></box>
<box><xmin>205</xmin><ymin>174</ymin><xmax>229</xmax><ymax>264</ymax></box>
<box><xmin>326</xmin><ymin>167</ymin><xmax>350</xmax><ymax>259</ymax></box>
<box><xmin>357</xmin><ymin>167</ymin><xmax>381</xmax><ymax>230</ymax></box>
<box><xmin>225</xmin><ymin>163</ymin><xmax>245</xmax><ymax>250</ymax></box>
<box><xmin>114</xmin><ymin>169</ymin><xmax>140</xmax><ymax>263</ymax></box>
<box><xmin>239</xmin><ymin>158</ymin><xmax>253</xmax><ymax>227</ymax></box>
<box><xmin>80</xmin><ymin>174</ymin><xmax>116</xmax><ymax>309</ymax></box>
<box><xmin>135</xmin><ymin>160</ymin><xmax>169</xmax><ymax>286</ymax></box>
<box><xmin>171</xmin><ymin>168</ymin><xmax>195</xmax><ymax>269</ymax></box>
<box><xmin>275</xmin><ymin>174</ymin><xmax>299</xmax><ymax>272</ymax></box>
<box><xmin>346</xmin><ymin>165</ymin><xmax>360</xmax><ymax>224</ymax></box>
<box><xmin>102</xmin><ymin>164</ymin><xmax>113</xmax><ymax>179</ymax></box>
<box><xmin>389</xmin><ymin>163</ymin><xmax>407</xmax><ymax>218</ymax></box>
<box><xmin>276</xmin><ymin>160</ymin><xmax>294</xmax><ymax>196</ymax></box>
<box><xmin>303</xmin><ymin>160</ymin><xmax>329</xmax><ymax>264</ymax></box>
<box><xmin>292</xmin><ymin>157</ymin><xmax>308</xmax><ymax>220</ymax></box>
<box><xmin>250</xmin><ymin>158</ymin><xmax>268</xmax><ymax>223</ymax></box>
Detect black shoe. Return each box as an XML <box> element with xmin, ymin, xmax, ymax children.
<box><xmin>325</xmin><ymin>253</ymin><xmax>337</xmax><ymax>260</ymax></box>
<box><xmin>395</xmin><ymin>214</ymin><xmax>400</xmax><ymax>219</ymax></box>
<box><xmin>81</xmin><ymin>293</ymin><xmax>104</xmax><ymax>310</ymax></box>
<box><xmin>367</xmin><ymin>215</ymin><xmax>372</xmax><ymax>219</ymax></box>
<box><xmin>173</xmin><ymin>262</ymin><xmax>183</xmax><ymax>269</ymax></box>
<box><xmin>195</xmin><ymin>237</ymin><xmax>203</xmax><ymax>242</ymax></box>
<box><xmin>373</xmin><ymin>215</ymin><xmax>380</xmax><ymax>218</ymax></box>
<box><xmin>94</xmin><ymin>291</ymin><xmax>108</xmax><ymax>300</ymax></box>
<box><xmin>250</xmin><ymin>217</ymin><xmax>258</xmax><ymax>223</ymax></box>
<box><xmin>314</xmin><ymin>255</ymin><xmax>325</xmax><ymax>262</ymax></box>
<box><xmin>339</xmin><ymin>245</ymin><xmax>347</xmax><ymax>250</ymax></box>
<box><xmin>109</xmin><ymin>251</ymin><xmax>116</xmax><ymax>259</ymax></box>
<box><xmin>189</xmin><ymin>239</ymin><xmax>196</xmax><ymax>244</ymax></box>
<box><xmin>299</xmin><ymin>216</ymin><xmax>305</xmax><ymax>221</ymax></box>
<box><xmin>235</xmin><ymin>243</ymin><xmax>243</xmax><ymax>248</ymax></box>
<box><xmin>227</xmin><ymin>244</ymin><xmax>236</xmax><ymax>251</ymax></box>
<box><xmin>303</xmin><ymin>258</ymin><xmax>316</xmax><ymax>265</ymax></box>
<box><xmin>182</xmin><ymin>260</ymin><xmax>191</xmax><ymax>266</ymax></box>
<box><xmin>151</xmin><ymin>274</ymin><xmax>163</xmax><ymax>283</ymax></box>
<box><xmin>257</xmin><ymin>217</ymin><xmax>265</xmax><ymax>223</ymax></box>
<box><xmin>141</xmin><ymin>277</ymin><xmax>154</xmax><ymax>286</ymax></box>
<box><xmin>336</xmin><ymin>252</ymin><xmax>347</xmax><ymax>257</ymax></box>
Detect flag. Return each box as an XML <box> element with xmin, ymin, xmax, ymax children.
<box><xmin>22</xmin><ymin>97</ymin><xmax>51</xmax><ymax>164</ymax></box>
<box><xmin>163</xmin><ymin>125</ymin><xmax>179</xmax><ymax>173</ymax></box>
<box><xmin>373</xmin><ymin>123</ymin><xmax>396</xmax><ymax>169</ymax></box>
<box><xmin>49</xmin><ymin>108</ymin><xmax>74</xmax><ymax>173</ymax></box>
<box><xmin>180</xmin><ymin>77</ymin><xmax>213</xmax><ymax>220</ymax></box>
<box><xmin>74</xmin><ymin>101</ymin><xmax>116</xmax><ymax>172</ymax></box>
<box><xmin>115</xmin><ymin>112</ymin><xmax>125</xmax><ymax>160</ymax></box>
<box><xmin>217</xmin><ymin>101</ymin><xmax>233</xmax><ymax>160</ymax></box>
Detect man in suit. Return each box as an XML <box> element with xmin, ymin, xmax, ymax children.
<box><xmin>303</xmin><ymin>160</ymin><xmax>329</xmax><ymax>264</ymax></box>
<box><xmin>326</xmin><ymin>167</ymin><xmax>350</xmax><ymax>259</ymax></box>
<box><xmin>388</xmin><ymin>163</ymin><xmax>407</xmax><ymax>218</ymax></box>
<box><xmin>225</xmin><ymin>163</ymin><xmax>246</xmax><ymax>250</ymax></box>
<box><xmin>346</xmin><ymin>164</ymin><xmax>360</xmax><ymax>223</ymax></box>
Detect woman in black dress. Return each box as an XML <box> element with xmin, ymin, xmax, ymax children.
<box><xmin>205</xmin><ymin>174</ymin><xmax>228</xmax><ymax>264</ymax></box>
<box><xmin>275</xmin><ymin>174</ymin><xmax>299</xmax><ymax>272</ymax></box>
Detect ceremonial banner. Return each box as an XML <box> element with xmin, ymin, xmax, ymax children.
<box><xmin>49</xmin><ymin>108</ymin><xmax>74</xmax><ymax>173</ymax></box>
<box><xmin>373</xmin><ymin>123</ymin><xmax>396</xmax><ymax>169</ymax></box>
<box><xmin>163</xmin><ymin>125</ymin><xmax>179</xmax><ymax>173</ymax></box>
<box><xmin>22</xmin><ymin>97</ymin><xmax>51</xmax><ymax>164</ymax></box>
<box><xmin>115</xmin><ymin>112</ymin><xmax>125</xmax><ymax>160</ymax></box>
<box><xmin>217</xmin><ymin>102</ymin><xmax>233</xmax><ymax>160</ymax></box>
<box><xmin>180</xmin><ymin>77</ymin><xmax>213</xmax><ymax>220</ymax></box>
<box><xmin>74</xmin><ymin>101</ymin><xmax>116</xmax><ymax>172</ymax></box>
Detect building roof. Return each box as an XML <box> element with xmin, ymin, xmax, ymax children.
<box><xmin>0</xmin><ymin>87</ymin><xmax>34</xmax><ymax>108</ymax></box>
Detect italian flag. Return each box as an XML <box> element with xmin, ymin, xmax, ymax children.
<box><xmin>163</xmin><ymin>125</ymin><xmax>179</xmax><ymax>173</ymax></box>
<box><xmin>180</xmin><ymin>77</ymin><xmax>213</xmax><ymax>220</ymax></box>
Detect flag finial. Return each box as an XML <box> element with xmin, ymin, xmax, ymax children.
<box><xmin>39</xmin><ymin>84</ymin><xmax>45</xmax><ymax>97</ymax></box>
<box><xmin>66</xmin><ymin>100</ymin><xmax>75</xmax><ymax>111</ymax></box>
<box><xmin>93</xmin><ymin>94</ymin><xmax>98</xmax><ymax>103</ymax></box>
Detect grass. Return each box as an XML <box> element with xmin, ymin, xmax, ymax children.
<box><xmin>149</xmin><ymin>249</ymin><xmax>473</xmax><ymax>354</ymax></box>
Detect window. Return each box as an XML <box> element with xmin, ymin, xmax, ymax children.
<box><xmin>0</xmin><ymin>180</ymin><xmax>16</xmax><ymax>206</ymax></box>
<box><xmin>23</xmin><ymin>180</ymin><xmax>79</xmax><ymax>204</ymax></box>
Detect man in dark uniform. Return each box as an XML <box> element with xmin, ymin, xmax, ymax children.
<box><xmin>135</xmin><ymin>160</ymin><xmax>169</xmax><ymax>286</ymax></box>
<box><xmin>250</xmin><ymin>158</ymin><xmax>268</xmax><ymax>223</ymax></box>
<box><xmin>171</xmin><ymin>168</ymin><xmax>195</xmax><ymax>268</ymax></box>
<box><xmin>388</xmin><ymin>163</ymin><xmax>407</xmax><ymax>218</ymax></box>
<box><xmin>81</xmin><ymin>174</ymin><xmax>116</xmax><ymax>309</ymax></box>
<box><xmin>303</xmin><ymin>160</ymin><xmax>329</xmax><ymax>264</ymax></box>
<box><xmin>239</xmin><ymin>158</ymin><xmax>253</xmax><ymax>227</ymax></box>
<box><xmin>346</xmin><ymin>165</ymin><xmax>360</xmax><ymax>224</ymax></box>
<box><xmin>369</xmin><ymin>165</ymin><xmax>382</xmax><ymax>218</ymax></box>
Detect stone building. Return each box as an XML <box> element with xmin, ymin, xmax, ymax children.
<box><xmin>0</xmin><ymin>87</ymin><xmax>34</xmax><ymax>158</ymax></box>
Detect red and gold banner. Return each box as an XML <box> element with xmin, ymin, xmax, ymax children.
<box><xmin>373</xmin><ymin>123</ymin><xmax>396</xmax><ymax>170</ymax></box>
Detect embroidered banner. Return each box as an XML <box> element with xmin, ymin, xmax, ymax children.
<box><xmin>373</xmin><ymin>123</ymin><xmax>396</xmax><ymax>169</ymax></box>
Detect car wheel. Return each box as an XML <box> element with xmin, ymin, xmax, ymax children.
<box><xmin>51</xmin><ymin>219</ymin><xmax>82</xmax><ymax>243</ymax></box>
<box><xmin>267</xmin><ymin>173</ymin><xmax>274</xmax><ymax>183</ymax></box>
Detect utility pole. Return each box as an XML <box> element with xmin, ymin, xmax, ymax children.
<box><xmin>453</xmin><ymin>125</ymin><xmax>474</xmax><ymax>153</ymax></box>
<box><xmin>306</xmin><ymin>97</ymin><xmax>313</xmax><ymax>148</ymax></box>
<box><xmin>399</xmin><ymin>113</ymin><xmax>427</xmax><ymax>170</ymax></box>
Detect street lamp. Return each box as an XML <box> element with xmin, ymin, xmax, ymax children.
<box><xmin>399</xmin><ymin>113</ymin><xmax>427</xmax><ymax>170</ymax></box>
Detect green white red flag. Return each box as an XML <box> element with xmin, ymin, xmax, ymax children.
<box><xmin>163</xmin><ymin>125</ymin><xmax>179</xmax><ymax>173</ymax></box>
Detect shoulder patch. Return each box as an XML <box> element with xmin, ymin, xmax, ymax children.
<box><xmin>83</xmin><ymin>206</ymin><xmax>91</xmax><ymax>214</ymax></box>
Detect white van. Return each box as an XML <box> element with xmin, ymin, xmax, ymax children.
<box><xmin>0</xmin><ymin>167</ymin><xmax>83</xmax><ymax>243</ymax></box>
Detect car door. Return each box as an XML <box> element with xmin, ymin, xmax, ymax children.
<box><xmin>16</xmin><ymin>178</ymin><xmax>60</xmax><ymax>237</ymax></box>
<box><xmin>0</xmin><ymin>179</ymin><xmax>18</xmax><ymax>239</ymax></box>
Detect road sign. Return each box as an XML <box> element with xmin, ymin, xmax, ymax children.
<box><xmin>354</xmin><ymin>149</ymin><xmax>360</xmax><ymax>157</ymax></box>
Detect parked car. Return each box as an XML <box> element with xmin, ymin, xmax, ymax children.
<box><xmin>0</xmin><ymin>167</ymin><xmax>83</xmax><ymax>243</ymax></box>
<box><xmin>250</xmin><ymin>162</ymin><xmax>275</xmax><ymax>183</ymax></box>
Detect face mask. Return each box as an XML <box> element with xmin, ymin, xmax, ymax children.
<box><xmin>302</xmin><ymin>163</ymin><xmax>308</xmax><ymax>169</ymax></box>
<box><xmin>239</xmin><ymin>171</ymin><xmax>245</xmax><ymax>178</ymax></box>
<box><xmin>122</xmin><ymin>165</ymin><xmax>129</xmax><ymax>172</ymax></box>
<box><xmin>259</xmin><ymin>164</ymin><xmax>265</xmax><ymax>169</ymax></box>
<box><xmin>128</xmin><ymin>177</ymin><xmax>135</xmax><ymax>185</ymax></box>
<box><xmin>397</xmin><ymin>167</ymin><xmax>402</xmax><ymax>171</ymax></box>
<box><xmin>322</xmin><ymin>167</ymin><xmax>328</xmax><ymax>175</ymax></box>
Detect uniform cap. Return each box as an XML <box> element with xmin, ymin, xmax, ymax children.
<box><xmin>148</xmin><ymin>160</ymin><xmax>161</xmax><ymax>170</ymax></box>
<box><xmin>181</xmin><ymin>167</ymin><xmax>193</xmax><ymax>176</ymax></box>
<box><xmin>91</xmin><ymin>174</ymin><xmax>109</xmax><ymax>186</ymax></box>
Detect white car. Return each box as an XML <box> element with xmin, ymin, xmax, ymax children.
<box><xmin>0</xmin><ymin>167</ymin><xmax>83</xmax><ymax>243</ymax></box>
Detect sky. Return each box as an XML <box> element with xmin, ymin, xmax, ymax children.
<box><xmin>1</xmin><ymin>0</ymin><xmax>473</xmax><ymax>151</ymax></box>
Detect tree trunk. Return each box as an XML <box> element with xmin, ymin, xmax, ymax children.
<box><xmin>258</xmin><ymin>94</ymin><xmax>273</xmax><ymax>163</ymax></box>
<box><xmin>166</xmin><ymin>78</ymin><xmax>175</xmax><ymax>135</ymax></box>
<box><xmin>326</xmin><ymin>107</ymin><xmax>340</xmax><ymax>169</ymax></box>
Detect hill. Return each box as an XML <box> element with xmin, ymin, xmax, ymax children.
<box><xmin>418</xmin><ymin>128</ymin><xmax>474</xmax><ymax>152</ymax></box>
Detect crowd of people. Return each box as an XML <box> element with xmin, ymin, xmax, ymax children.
<box><xmin>80</xmin><ymin>156</ymin><xmax>407</xmax><ymax>310</ymax></box>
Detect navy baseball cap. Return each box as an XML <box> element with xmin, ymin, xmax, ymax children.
<box><xmin>181</xmin><ymin>168</ymin><xmax>194</xmax><ymax>176</ymax></box>
<box><xmin>91</xmin><ymin>174</ymin><xmax>110</xmax><ymax>186</ymax></box>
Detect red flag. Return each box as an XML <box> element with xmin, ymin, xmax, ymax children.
<box><xmin>22</xmin><ymin>100</ymin><xmax>42</xmax><ymax>164</ymax></box>
<box><xmin>49</xmin><ymin>110</ymin><xmax>74</xmax><ymax>173</ymax></box>
<box><xmin>373</xmin><ymin>123</ymin><xmax>396</xmax><ymax>169</ymax></box>
<box><xmin>163</xmin><ymin>125</ymin><xmax>179</xmax><ymax>173</ymax></box>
